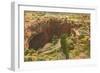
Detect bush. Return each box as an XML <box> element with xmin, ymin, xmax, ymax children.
<box><xmin>60</xmin><ymin>34</ymin><xmax>69</xmax><ymax>59</ymax></box>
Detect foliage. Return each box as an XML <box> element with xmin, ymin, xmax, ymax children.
<box><xmin>60</xmin><ymin>34</ymin><xmax>69</xmax><ymax>59</ymax></box>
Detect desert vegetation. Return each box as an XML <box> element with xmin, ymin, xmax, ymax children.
<box><xmin>24</xmin><ymin>11</ymin><xmax>90</xmax><ymax>61</ymax></box>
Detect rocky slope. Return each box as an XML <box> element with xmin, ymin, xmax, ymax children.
<box><xmin>24</xmin><ymin>11</ymin><xmax>90</xmax><ymax>61</ymax></box>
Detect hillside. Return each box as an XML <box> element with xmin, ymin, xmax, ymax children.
<box><xmin>24</xmin><ymin>11</ymin><xmax>90</xmax><ymax>61</ymax></box>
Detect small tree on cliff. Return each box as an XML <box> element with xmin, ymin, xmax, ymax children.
<box><xmin>60</xmin><ymin>34</ymin><xmax>69</xmax><ymax>59</ymax></box>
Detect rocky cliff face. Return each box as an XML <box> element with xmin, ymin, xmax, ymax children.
<box><xmin>24</xmin><ymin>16</ymin><xmax>72</xmax><ymax>50</ymax></box>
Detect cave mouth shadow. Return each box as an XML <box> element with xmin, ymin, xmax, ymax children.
<box><xmin>28</xmin><ymin>32</ymin><xmax>50</xmax><ymax>50</ymax></box>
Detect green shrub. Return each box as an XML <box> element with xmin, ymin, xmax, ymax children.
<box><xmin>60</xmin><ymin>34</ymin><xmax>69</xmax><ymax>59</ymax></box>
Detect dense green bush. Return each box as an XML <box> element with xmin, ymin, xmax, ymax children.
<box><xmin>60</xmin><ymin>34</ymin><xmax>69</xmax><ymax>59</ymax></box>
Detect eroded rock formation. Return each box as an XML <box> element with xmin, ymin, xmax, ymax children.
<box><xmin>24</xmin><ymin>16</ymin><xmax>72</xmax><ymax>50</ymax></box>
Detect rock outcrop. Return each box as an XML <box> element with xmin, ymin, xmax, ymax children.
<box><xmin>24</xmin><ymin>16</ymin><xmax>72</xmax><ymax>50</ymax></box>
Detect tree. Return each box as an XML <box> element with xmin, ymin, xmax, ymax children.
<box><xmin>60</xmin><ymin>34</ymin><xmax>69</xmax><ymax>59</ymax></box>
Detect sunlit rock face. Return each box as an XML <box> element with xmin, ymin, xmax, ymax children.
<box><xmin>24</xmin><ymin>16</ymin><xmax>72</xmax><ymax>50</ymax></box>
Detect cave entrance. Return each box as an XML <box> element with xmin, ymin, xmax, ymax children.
<box><xmin>28</xmin><ymin>32</ymin><xmax>50</xmax><ymax>50</ymax></box>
